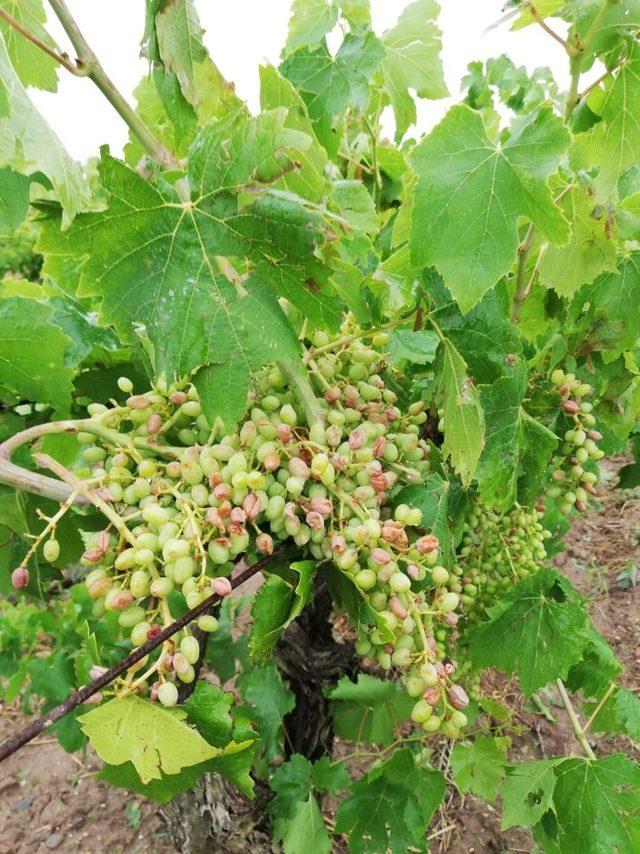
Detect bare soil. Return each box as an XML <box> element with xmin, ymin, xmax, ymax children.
<box><xmin>1</xmin><ymin>458</ymin><xmax>638</xmax><ymax>853</ymax></box>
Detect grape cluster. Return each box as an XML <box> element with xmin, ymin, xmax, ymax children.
<box><xmin>547</xmin><ymin>369</ymin><xmax>603</xmax><ymax>515</ymax></box>
<box><xmin>454</xmin><ymin>499</ymin><xmax>551</xmax><ymax>624</ymax></box>
<box><xmin>16</xmin><ymin>326</ymin><xmax>470</xmax><ymax>734</ymax></box>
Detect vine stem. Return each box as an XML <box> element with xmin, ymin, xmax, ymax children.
<box><xmin>527</xmin><ymin>3</ymin><xmax>576</xmax><ymax>55</ymax></box>
<box><xmin>556</xmin><ymin>678</ymin><xmax>597</xmax><ymax>760</ymax></box>
<box><xmin>0</xmin><ymin>547</ymin><xmax>283</xmax><ymax>764</ymax></box>
<box><xmin>0</xmin><ymin>418</ymin><xmax>181</xmax><ymax>505</ymax></box>
<box><xmin>29</xmin><ymin>0</ymin><xmax>180</xmax><ymax>174</ymax></box>
<box><xmin>34</xmin><ymin>453</ymin><xmax>137</xmax><ymax>546</ymax></box>
<box><xmin>510</xmin><ymin>224</ymin><xmax>537</xmax><ymax>324</ymax></box>
<box><xmin>277</xmin><ymin>361</ymin><xmax>326</xmax><ymax>427</ymax></box>
<box><xmin>0</xmin><ymin>7</ymin><xmax>84</xmax><ymax>75</ymax></box>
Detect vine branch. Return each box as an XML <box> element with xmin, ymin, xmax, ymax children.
<box><xmin>556</xmin><ymin>678</ymin><xmax>597</xmax><ymax>760</ymax></box>
<box><xmin>0</xmin><ymin>547</ymin><xmax>283</xmax><ymax>764</ymax></box>
<box><xmin>46</xmin><ymin>0</ymin><xmax>179</xmax><ymax>172</ymax></box>
<box><xmin>0</xmin><ymin>7</ymin><xmax>85</xmax><ymax>75</ymax></box>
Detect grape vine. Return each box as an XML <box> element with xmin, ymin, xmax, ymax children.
<box><xmin>0</xmin><ymin>0</ymin><xmax>639</xmax><ymax>851</ymax></box>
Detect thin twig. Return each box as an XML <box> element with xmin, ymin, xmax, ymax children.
<box><xmin>34</xmin><ymin>453</ymin><xmax>137</xmax><ymax>546</ymax></box>
<box><xmin>0</xmin><ymin>7</ymin><xmax>84</xmax><ymax>75</ymax></box>
<box><xmin>0</xmin><ymin>547</ymin><xmax>283</xmax><ymax>764</ymax></box>
<box><xmin>510</xmin><ymin>224</ymin><xmax>537</xmax><ymax>324</ymax></box>
<box><xmin>45</xmin><ymin>0</ymin><xmax>180</xmax><ymax>173</ymax></box>
<box><xmin>526</xmin><ymin>3</ymin><xmax>576</xmax><ymax>55</ymax></box>
<box><xmin>556</xmin><ymin>678</ymin><xmax>597</xmax><ymax>760</ymax></box>
<box><xmin>583</xmin><ymin>682</ymin><xmax>616</xmax><ymax>734</ymax></box>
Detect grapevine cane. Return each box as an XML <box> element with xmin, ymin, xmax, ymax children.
<box><xmin>0</xmin><ymin>547</ymin><xmax>283</xmax><ymax>764</ymax></box>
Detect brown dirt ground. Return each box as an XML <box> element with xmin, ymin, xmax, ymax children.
<box><xmin>1</xmin><ymin>458</ymin><xmax>638</xmax><ymax>853</ymax></box>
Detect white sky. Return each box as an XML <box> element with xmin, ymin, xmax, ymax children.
<box><xmin>30</xmin><ymin>0</ymin><xmax>573</xmax><ymax>163</ymax></box>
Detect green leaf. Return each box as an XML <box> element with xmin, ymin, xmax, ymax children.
<box><xmin>0</xmin><ymin>33</ymin><xmax>87</xmax><ymax>225</ymax></box>
<box><xmin>511</xmin><ymin>0</ymin><xmax>564</xmax><ymax>29</ymax></box>
<box><xmin>0</xmin><ymin>296</ymin><xmax>74</xmax><ymax>413</ymax></box>
<box><xmin>97</xmin><ymin>698</ymin><xmax>256</xmax><ymax>802</ymax></box>
<box><xmin>409</xmin><ymin>105</ymin><xmax>569</xmax><ymax>312</ymax></box>
<box><xmin>153</xmin><ymin>0</ymin><xmax>209</xmax><ymax>110</ymax></box>
<box><xmin>205</xmin><ymin>596</ymin><xmax>250</xmax><ymax>684</ymax></box>
<box><xmin>467</xmin><ymin>567</ymin><xmax>592</xmax><ymax>695</ymax></box>
<box><xmin>450</xmin><ymin>735</ymin><xmax>510</xmax><ymax>802</ymax></box>
<box><xmin>280</xmin><ymin>32</ymin><xmax>384</xmax><ymax>156</ymax></box>
<box><xmin>184</xmin><ymin>681</ymin><xmax>234</xmax><ymax>746</ymax></box>
<box><xmin>393</xmin><ymin>475</ymin><xmax>452</xmax><ymax>565</ymax></box>
<box><xmin>428</xmin><ymin>273</ymin><xmax>523</xmax><ymax>385</ymax></box>
<box><xmin>501</xmin><ymin>758</ymin><xmax>564</xmax><ymax>829</ymax></box>
<box><xmin>324</xmin><ymin>563</ymin><xmax>394</xmax><ymax>642</ymax></box>
<box><xmin>274</xmin><ymin>796</ymin><xmax>331</xmax><ymax>854</ymax></box>
<box><xmin>0</xmin><ymin>168</ymin><xmax>32</xmax><ymax>236</ymax></box>
<box><xmin>436</xmin><ymin>336</ymin><xmax>485</xmax><ymax>487</ymax></box>
<box><xmin>237</xmin><ymin>660</ymin><xmax>295</xmax><ymax>761</ymax></box>
<box><xmin>538</xmin><ymin>185</ymin><xmax>617</xmax><ymax>298</ymax></box>
<box><xmin>380</xmin><ymin>0</ymin><xmax>448</xmax><ymax>140</ymax></box>
<box><xmin>311</xmin><ymin>756</ymin><xmax>350</xmax><ymax>793</ymax></box>
<box><xmin>259</xmin><ymin>64</ymin><xmax>327</xmax><ymax>202</ymax></box>
<box><xmin>585</xmin><ymin>686</ymin><xmax>640</xmax><ymax>741</ymax></box>
<box><xmin>326</xmin><ymin>674</ymin><xmax>413</xmax><ymax>746</ymax></box>
<box><xmin>249</xmin><ymin>560</ymin><xmax>315</xmax><ymax>660</ymax></box>
<box><xmin>535</xmin><ymin>755</ymin><xmax>640</xmax><ymax>854</ymax></box>
<box><xmin>193</xmin><ymin>360</ymin><xmax>250</xmax><ymax>432</ymax></box>
<box><xmin>565</xmin><ymin>627</ymin><xmax>622</xmax><ymax>697</ymax></box>
<box><xmin>334</xmin><ymin>748</ymin><xmax>445</xmax><ymax>853</ymax></box>
<box><xmin>331</xmin><ymin>180</ymin><xmax>377</xmax><ymax>233</ymax></box>
<box><xmin>0</xmin><ymin>484</ymin><xmax>27</xmax><ymax>532</ymax></box>
<box><xmin>572</xmin><ymin>44</ymin><xmax>640</xmax><ymax>192</ymax></box>
<box><xmin>285</xmin><ymin>0</ymin><xmax>338</xmax><ymax>51</ymax></box>
<box><xmin>386</xmin><ymin>328</ymin><xmax>439</xmax><ymax>367</ymax></box>
<box><xmin>0</xmin><ymin>0</ymin><xmax>58</xmax><ymax>91</ymax></box>
<box><xmin>566</xmin><ymin>252</ymin><xmax>640</xmax><ymax>356</ymax></box>
<box><xmin>477</xmin><ymin>363</ymin><xmax>558</xmax><ymax>510</ymax></box>
<box><xmin>39</xmin><ymin>118</ymin><xmax>331</xmax><ymax>381</ymax></box>
<box><xmin>79</xmin><ymin>695</ymin><xmax>248</xmax><ymax>783</ymax></box>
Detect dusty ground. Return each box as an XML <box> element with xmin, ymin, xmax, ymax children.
<box><xmin>0</xmin><ymin>458</ymin><xmax>638</xmax><ymax>853</ymax></box>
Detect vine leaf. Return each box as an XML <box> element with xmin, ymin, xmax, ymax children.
<box><xmin>259</xmin><ymin>64</ymin><xmax>328</xmax><ymax>202</ymax></box>
<box><xmin>269</xmin><ymin>754</ymin><xmax>349</xmax><ymax>854</ymax></box>
<box><xmin>285</xmin><ymin>0</ymin><xmax>338</xmax><ymax>52</ymax></box>
<box><xmin>393</xmin><ymin>475</ymin><xmax>452</xmax><ymax>565</ymax></box>
<box><xmin>0</xmin><ymin>32</ymin><xmax>87</xmax><ymax>225</ymax></box>
<box><xmin>96</xmin><ymin>684</ymin><xmax>256</xmax><ymax>801</ymax></box>
<box><xmin>334</xmin><ymin>748</ymin><xmax>445</xmax><ymax>853</ymax></box>
<box><xmin>585</xmin><ymin>686</ymin><xmax>640</xmax><ymax>742</ymax></box>
<box><xmin>0</xmin><ymin>296</ymin><xmax>74</xmax><ymax>414</ymax></box>
<box><xmin>249</xmin><ymin>560</ymin><xmax>316</xmax><ymax>660</ymax></box>
<box><xmin>501</xmin><ymin>758</ymin><xmax>564</xmax><ymax>830</ymax></box>
<box><xmin>237</xmin><ymin>660</ymin><xmax>296</xmax><ymax>762</ymax></box>
<box><xmin>566</xmin><ymin>252</ymin><xmax>640</xmax><ymax>355</ymax></box>
<box><xmin>39</xmin><ymin>108</ymin><xmax>342</xmax><ymax>381</ymax></box>
<box><xmin>467</xmin><ymin>568</ymin><xmax>592</xmax><ymax>695</ymax></box>
<box><xmin>538</xmin><ymin>185</ymin><xmax>617</xmax><ymax>298</ymax></box>
<box><xmin>476</xmin><ymin>363</ymin><xmax>558</xmax><ymax>510</ymax></box>
<box><xmin>572</xmin><ymin>44</ymin><xmax>640</xmax><ymax>192</ymax></box>
<box><xmin>409</xmin><ymin>105</ymin><xmax>569</xmax><ymax>312</ymax></box>
<box><xmin>326</xmin><ymin>674</ymin><xmax>414</xmax><ymax>746</ymax></box>
<box><xmin>436</xmin><ymin>336</ymin><xmax>485</xmax><ymax>487</ymax></box>
<box><xmin>0</xmin><ymin>168</ymin><xmax>34</xmax><ymax>236</ymax></box>
<box><xmin>380</xmin><ymin>0</ymin><xmax>448</xmax><ymax>140</ymax></box>
<box><xmin>386</xmin><ymin>328</ymin><xmax>439</xmax><ymax>367</ymax></box>
<box><xmin>450</xmin><ymin>735</ymin><xmax>510</xmax><ymax>802</ymax></box>
<box><xmin>280</xmin><ymin>32</ymin><xmax>385</xmax><ymax>156</ymax></box>
<box><xmin>0</xmin><ymin>0</ymin><xmax>58</xmax><ymax>91</ymax></box>
<box><xmin>79</xmin><ymin>695</ymin><xmax>250</xmax><ymax>784</ymax></box>
<box><xmin>531</xmin><ymin>755</ymin><xmax>640</xmax><ymax>853</ymax></box>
